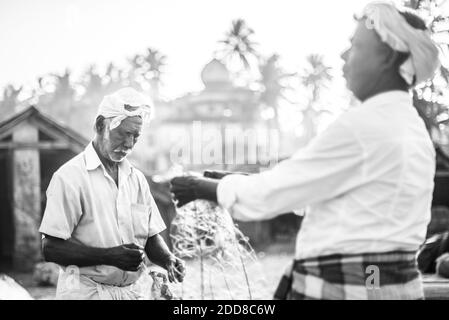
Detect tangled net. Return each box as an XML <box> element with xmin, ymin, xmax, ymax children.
<box><xmin>169</xmin><ymin>200</ymin><xmax>268</xmax><ymax>300</ymax></box>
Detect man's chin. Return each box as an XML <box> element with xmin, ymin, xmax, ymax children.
<box><xmin>109</xmin><ymin>154</ymin><xmax>127</xmax><ymax>162</ymax></box>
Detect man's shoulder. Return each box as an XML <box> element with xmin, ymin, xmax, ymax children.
<box><xmin>336</xmin><ymin>105</ymin><xmax>391</xmax><ymax>136</ymax></box>
<box><xmin>313</xmin><ymin>108</ymin><xmax>377</xmax><ymax>149</ymax></box>
<box><xmin>53</xmin><ymin>152</ymin><xmax>87</xmax><ymax>182</ymax></box>
<box><xmin>337</xmin><ymin>106</ymin><xmax>373</xmax><ymax>125</ymax></box>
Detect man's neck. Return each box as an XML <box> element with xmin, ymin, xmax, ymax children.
<box><xmin>361</xmin><ymin>74</ymin><xmax>409</xmax><ymax>102</ymax></box>
<box><xmin>92</xmin><ymin>140</ymin><xmax>118</xmax><ymax>173</ymax></box>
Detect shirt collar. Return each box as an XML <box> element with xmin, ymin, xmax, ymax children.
<box><xmin>361</xmin><ymin>90</ymin><xmax>412</xmax><ymax>108</ymax></box>
<box><xmin>84</xmin><ymin>142</ymin><xmax>133</xmax><ymax>177</ymax></box>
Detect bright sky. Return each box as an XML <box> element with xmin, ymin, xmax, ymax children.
<box><xmin>0</xmin><ymin>0</ymin><xmax>394</xmax><ymax>100</ymax></box>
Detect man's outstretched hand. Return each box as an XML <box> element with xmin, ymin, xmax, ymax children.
<box><xmin>203</xmin><ymin>170</ymin><xmax>249</xmax><ymax>179</ymax></box>
<box><xmin>169</xmin><ymin>175</ymin><xmax>198</xmax><ymax>207</ymax></box>
<box><xmin>170</xmin><ymin>175</ymin><xmax>219</xmax><ymax>207</ymax></box>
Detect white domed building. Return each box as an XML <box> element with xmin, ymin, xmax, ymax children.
<box><xmin>139</xmin><ymin>59</ymin><xmax>274</xmax><ymax>174</ymax></box>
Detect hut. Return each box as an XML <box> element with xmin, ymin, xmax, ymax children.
<box><xmin>0</xmin><ymin>106</ymin><xmax>88</xmax><ymax>271</ymax></box>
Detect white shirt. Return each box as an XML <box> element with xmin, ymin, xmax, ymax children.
<box><xmin>39</xmin><ymin>142</ymin><xmax>166</xmax><ymax>286</ymax></box>
<box><xmin>217</xmin><ymin>91</ymin><xmax>436</xmax><ymax>259</ymax></box>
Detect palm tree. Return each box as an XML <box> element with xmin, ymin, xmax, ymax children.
<box><xmin>129</xmin><ymin>48</ymin><xmax>167</xmax><ymax>100</ymax></box>
<box><xmin>144</xmin><ymin>48</ymin><xmax>167</xmax><ymax>100</ymax></box>
<box><xmin>49</xmin><ymin>70</ymin><xmax>77</xmax><ymax>124</ymax></box>
<box><xmin>301</xmin><ymin>54</ymin><xmax>333</xmax><ymax>103</ymax></box>
<box><xmin>104</xmin><ymin>62</ymin><xmax>126</xmax><ymax>92</ymax></box>
<box><xmin>258</xmin><ymin>54</ymin><xmax>296</xmax><ymax>131</ymax></box>
<box><xmin>217</xmin><ymin>19</ymin><xmax>259</xmax><ymax>73</ymax></box>
<box><xmin>0</xmin><ymin>85</ymin><xmax>22</xmax><ymax>120</ymax></box>
<box><xmin>300</xmin><ymin>54</ymin><xmax>333</xmax><ymax>141</ymax></box>
<box><xmin>144</xmin><ymin>48</ymin><xmax>167</xmax><ymax>82</ymax></box>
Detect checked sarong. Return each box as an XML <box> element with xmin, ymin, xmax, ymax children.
<box><xmin>274</xmin><ymin>250</ymin><xmax>423</xmax><ymax>300</ymax></box>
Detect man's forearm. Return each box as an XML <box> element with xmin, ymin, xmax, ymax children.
<box><xmin>42</xmin><ymin>236</ymin><xmax>111</xmax><ymax>267</ymax></box>
<box><xmin>144</xmin><ymin>234</ymin><xmax>173</xmax><ymax>269</ymax></box>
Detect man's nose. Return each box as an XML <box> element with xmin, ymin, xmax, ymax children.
<box><xmin>123</xmin><ymin>136</ymin><xmax>134</xmax><ymax>149</ymax></box>
<box><xmin>340</xmin><ymin>49</ymin><xmax>349</xmax><ymax>62</ymax></box>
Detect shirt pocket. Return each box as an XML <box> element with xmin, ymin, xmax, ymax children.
<box><xmin>131</xmin><ymin>203</ymin><xmax>150</xmax><ymax>245</ymax></box>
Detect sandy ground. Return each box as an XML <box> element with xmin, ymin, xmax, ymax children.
<box><xmin>7</xmin><ymin>241</ymin><xmax>295</xmax><ymax>300</ymax></box>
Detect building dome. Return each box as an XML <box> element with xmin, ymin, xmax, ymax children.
<box><xmin>201</xmin><ymin>59</ymin><xmax>231</xmax><ymax>88</ymax></box>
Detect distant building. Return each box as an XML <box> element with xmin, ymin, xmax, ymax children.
<box><xmin>133</xmin><ymin>59</ymin><xmax>277</xmax><ymax>175</ymax></box>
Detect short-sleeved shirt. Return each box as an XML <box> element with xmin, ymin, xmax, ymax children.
<box><xmin>39</xmin><ymin>142</ymin><xmax>166</xmax><ymax>286</ymax></box>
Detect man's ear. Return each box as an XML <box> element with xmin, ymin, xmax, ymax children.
<box><xmin>94</xmin><ymin>116</ymin><xmax>106</xmax><ymax>134</ymax></box>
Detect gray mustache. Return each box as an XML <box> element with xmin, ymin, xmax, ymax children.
<box><xmin>113</xmin><ymin>149</ymin><xmax>131</xmax><ymax>154</ymax></box>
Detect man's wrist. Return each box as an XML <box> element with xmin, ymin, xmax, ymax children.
<box><xmin>194</xmin><ymin>177</ymin><xmax>218</xmax><ymax>202</ymax></box>
<box><xmin>162</xmin><ymin>252</ymin><xmax>175</xmax><ymax>267</ymax></box>
<box><xmin>101</xmin><ymin>247</ymin><xmax>115</xmax><ymax>266</ymax></box>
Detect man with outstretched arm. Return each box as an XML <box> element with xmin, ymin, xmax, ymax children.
<box><xmin>170</xmin><ymin>2</ymin><xmax>440</xmax><ymax>300</ymax></box>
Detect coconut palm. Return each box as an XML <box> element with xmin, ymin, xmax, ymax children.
<box><xmin>0</xmin><ymin>85</ymin><xmax>22</xmax><ymax>120</ymax></box>
<box><xmin>300</xmin><ymin>54</ymin><xmax>333</xmax><ymax>141</ymax></box>
<box><xmin>301</xmin><ymin>54</ymin><xmax>333</xmax><ymax>103</ymax></box>
<box><xmin>129</xmin><ymin>48</ymin><xmax>167</xmax><ymax>100</ymax></box>
<box><xmin>49</xmin><ymin>70</ymin><xmax>77</xmax><ymax>124</ymax></box>
<box><xmin>258</xmin><ymin>54</ymin><xmax>296</xmax><ymax>131</ymax></box>
<box><xmin>217</xmin><ymin>19</ymin><xmax>259</xmax><ymax>72</ymax></box>
<box><xmin>53</xmin><ymin>70</ymin><xmax>73</xmax><ymax>97</ymax></box>
<box><xmin>144</xmin><ymin>48</ymin><xmax>167</xmax><ymax>83</ymax></box>
<box><xmin>144</xmin><ymin>48</ymin><xmax>167</xmax><ymax>100</ymax></box>
<box><xmin>104</xmin><ymin>62</ymin><xmax>126</xmax><ymax>93</ymax></box>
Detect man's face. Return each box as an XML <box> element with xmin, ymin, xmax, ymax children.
<box><xmin>99</xmin><ymin>116</ymin><xmax>143</xmax><ymax>162</ymax></box>
<box><xmin>341</xmin><ymin>20</ymin><xmax>389</xmax><ymax>101</ymax></box>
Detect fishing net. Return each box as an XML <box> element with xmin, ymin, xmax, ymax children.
<box><xmin>168</xmin><ymin>200</ymin><xmax>269</xmax><ymax>300</ymax></box>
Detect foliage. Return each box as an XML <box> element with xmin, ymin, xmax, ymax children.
<box><xmin>299</xmin><ymin>54</ymin><xmax>333</xmax><ymax>141</ymax></box>
<box><xmin>0</xmin><ymin>16</ymin><xmax>336</xmax><ymax>148</ymax></box>
<box><xmin>217</xmin><ymin>18</ymin><xmax>259</xmax><ymax>72</ymax></box>
<box><xmin>1</xmin><ymin>85</ymin><xmax>23</xmax><ymax>120</ymax></box>
<box><xmin>404</xmin><ymin>0</ymin><xmax>449</xmax><ymax>153</ymax></box>
<box><xmin>129</xmin><ymin>48</ymin><xmax>167</xmax><ymax>97</ymax></box>
<box><xmin>258</xmin><ymin>54</ymin><xmax>297</xmax><ymax>130</ymax></box>
<box><xmin>217</xmin><ymin>19</ymin><xmax>333</xmax><ymax>137</ymax></box>
<box><xmin>0</xmin><ymin>48</ymin><xmax>167</xmax><ymax>136</ymax></box>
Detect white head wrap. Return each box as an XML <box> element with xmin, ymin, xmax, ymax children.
<box><xmin>361</xmin><ymin>1</ymin><xmax>440</xmax><ymax>85</ymax></box>
<box><xmin>96</xmin><ymin>87</ymin><xmax>153</xmax><ymax>130</ymax></box>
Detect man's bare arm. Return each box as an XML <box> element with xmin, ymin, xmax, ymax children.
<box><xmin>42</xmin><ymin>235</ymin><xmax>144</xmax><ymax>271</ymax></box>
<box><xmin>144</xmin><ymin>234</ymin><xmax>173</xmax><ymax>268</ymax></box>
<box><xmin>145</xmin><ymin>234</ymin><xmax>185</xmax><ymax>282</ymax></box>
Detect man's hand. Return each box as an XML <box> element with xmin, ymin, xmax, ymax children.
<box><xmin>145</xmin><ymin>234</ymin><xmax>185</xmax><ymax>283</ymax></box>
<box><xmin>170</xmin><ymin>175</ymin><xmax>219</xmax><ymax>207</ymax></box>
<box><xmin>106</xmin><ymin>243</ymin><xmax>145</xmax><ymax>272</ymax></box>
<box><xmin>165</xmin><ymin>254</ymin><xmax>186</xmax><ymax>283</ymax></box>
<box><xmin>203</xmin><ymin>170</ymin><xmax>249</xmax><ymax>179</ymax></box>
<box><xmin>169</xmin><ymin>175</ymin><xmax>197</xmax><ymax>207</ymax></box>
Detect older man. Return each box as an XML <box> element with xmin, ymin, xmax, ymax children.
<box><xmin>171</xmin><ymin>2</ymin><xmax>440</xmax><ymax>299</ymax></box>
<box><xmin>39</xmin><ymin>87</ymin><xmax>185</xmax><ymax>300</ymax></box>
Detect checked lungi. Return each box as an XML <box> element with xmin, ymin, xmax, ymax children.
<box><xmin>274</xmin><ymin>251</ymin><xmax>424</xmax><ymax>300</ymax></box>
